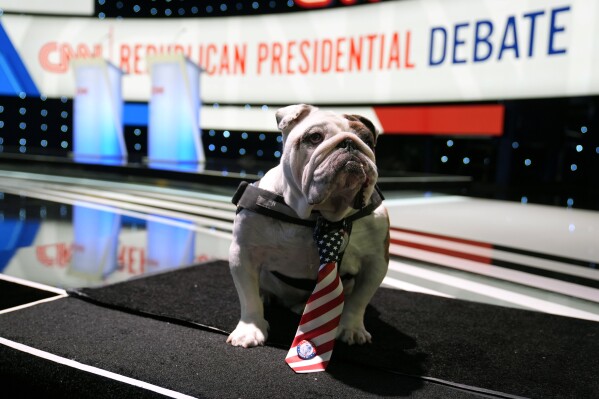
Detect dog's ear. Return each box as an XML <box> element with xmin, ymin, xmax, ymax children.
<box><xmin>344</xmin><ymin>114</ymin><xmax>379</xmax><ymax>147</ymax></box>
<box><xmin>276</xmin><ymin>104</ymin><xmax>317</xmax><ymax>135</ymax></box>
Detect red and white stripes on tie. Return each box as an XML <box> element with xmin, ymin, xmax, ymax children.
<box><xmin>285</xmin><ymin>262</ymin><xmax>345</xmax><ymax>372</ymax></box>
<box><xmin>286</xmin><ymin>219</ymin><xmax>348</xmax><ymax>373</ymax></box>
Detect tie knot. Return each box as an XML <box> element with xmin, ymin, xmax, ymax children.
<box><xmin>313</xmin><ymin>217</ymin><xmax>352</xmax><ymax>265</ymax></box>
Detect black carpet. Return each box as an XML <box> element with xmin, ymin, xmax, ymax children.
<box><xmin>0</xmin><ymin>280</ymin><xmax>58</xmax><ymax>310</ymax></box>
<box><xmin>0</xmin><ymin>297</ymin><xmax>486</xmax><ymax>399</ymax></box>
<box><xmin>66</xmin><ymin>260</ymin><xmax>599</xmax><ymax>399</ymax></box>
<box><xmin>0</xmin><ymin>344</ymin><xmax>168</xmax><ymax>399</ymax></box>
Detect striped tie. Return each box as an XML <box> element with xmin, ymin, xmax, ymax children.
<box><xmin>285</xmin><ymin>218</ymin><xmax>350</xmax><ymax>373</ymax></box>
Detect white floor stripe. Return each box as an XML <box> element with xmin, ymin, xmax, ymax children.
<box><xmin>491</xmin><ymin>248</ymin><xmax>599</xmax><ymax>282</ymax></box>
<box><xmin>0</xmin><ymin>337</ymin><xmax>198</xmax><ymax>399</ymax></box>
<box><xmin>390</xmin><ymin>244</ymin><xmax>599</xmax><ymax>304</ymax></box>
<box><xmin>383</xmin><ymin>196</ymin><xmax>469</xmax><ymax>206</ymax></box>
<box><xmin>385</xmin><ymin>196</ymin><xmax>599</xmax><ymax>266</ymax></box>
<box><xmin>0</xmin><ymin>294</ymin><xmax>67</xmax><ymax>315</ymax></box>
<box><xmin>0</xmin><ymin>186</ymin><xmax>234</xmax><ymax>239</ymax></box>
<box><xmin>0</xmin><ymin>183</ymin><xmax>234</xmax><ymax>231</ymax></box>
<box><xmin>0</xmin><ymin>171</ymin><xmax>232</xmax><ymax>206</ymax></box>
<box><xmin>0</xmin><ymin>273</ymin><xmax>67</xmax><ymax>295</ymax></box>
<box><xmin>114</xmin><ymin>188</ymin><xmax>237</xmax><ymax>212</ymax></box>
<box><xmin>381</xmin><ymin>276</ymin><xmax>454</xmax><ymax>298</ymax></box>
<box><xmin>51</xmin><ymin>184</ymin><xmax>236</xmax><ymax>221</ymax></box>
<box><xmin>388</xmin><ymin>260</ymin><xmax>599</xmax><ymax>322</ymax></box>
<box><xmin>390</xmin><ymin>230</ymin><xmax>599</xmax><ymax>281</ymax></box>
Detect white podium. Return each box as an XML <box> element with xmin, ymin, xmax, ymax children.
<box><xmin>147</xmin><ymin>54</ymin><xmax>204</xmax><ymax>166</ymax></box>
<box><xmin>71</xmin><ymin>58</ymin><xmax>126</xmax><ymax>164</ymax></box>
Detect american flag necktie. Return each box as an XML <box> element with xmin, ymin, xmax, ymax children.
<box><xmin>285</xmin><ymin>218</ymin><xmax>351</xmax><ymax>373</ymax></box>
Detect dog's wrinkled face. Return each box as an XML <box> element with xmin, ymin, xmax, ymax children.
<box><xmin>276</xmin><ymin>104</ymin><xmax>379</xmax><ymax>221</ymax></box>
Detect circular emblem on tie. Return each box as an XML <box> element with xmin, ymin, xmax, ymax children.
<box><xmin>296</xmin><ymin>340</ymin><xmax>317</xmax><ymax>360</ymax></box>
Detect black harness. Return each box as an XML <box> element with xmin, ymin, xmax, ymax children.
<box><xmin>232</xmin><ymin>181</ymin><xmax>384</xmax><ymax>228</ymax></box>
<box><xmin>231</xmin><ymin>181</ymin><xmax>385</xmax><ymax>292</ymax></box>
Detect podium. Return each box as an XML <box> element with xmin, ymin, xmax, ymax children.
<box><xmin>71</xmin><ymin>58</ymin><xmax>126</xmax><ymax>164</ymax></box>
<box><xmin>147</xmin><ymin>54</ymin><xmax>204</xmax><ymax>167</ymax></box>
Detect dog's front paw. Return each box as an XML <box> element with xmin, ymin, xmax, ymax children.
<box><xmin>338</xmin><ymin>325</ymin><xmax>372</xmax><ymax>346</ymax></box>
<box><xmin>226</xmin><ymin>319</ymin><xmax>269</xmax><ymax>348</ymax></box>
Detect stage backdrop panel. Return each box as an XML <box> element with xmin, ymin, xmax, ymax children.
<box><xmin>72</xmin><ymin>58</ymin><xmax>126</xmax><ymax>162</ymax></box>
<box><xmin>147</xmin><ymin>54</ymin><xmax>203</xmax><ymax>165</ymax></box>
<box><xmin>0</xmin><ymin>0</ymin><xmax>597</xmax><ymax>104</ymax></box>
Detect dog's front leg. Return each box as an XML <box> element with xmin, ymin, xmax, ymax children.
<box><xmin>227</xmin><ymin>241</ymin><xmax>269</xmax><ymax>347</ymax></box>
<box><xmin>338</xmin><ymin>254</ymin><xmax>388</xmax><ymax>345</ymax></box>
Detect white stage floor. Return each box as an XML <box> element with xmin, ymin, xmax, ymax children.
<box><xmin>1</xmin><ymin>169</ymin><xmax>597</xmax><ymax>322</ymax></box>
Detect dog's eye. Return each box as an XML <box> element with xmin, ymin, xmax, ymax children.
<box><xmin>358</xmin><ymin>133</ymin><xmax>375</xmax><ymax>149</ymax></box>
<box><xmin>362</xmin><ymin>137</ymin><xmax>374</xmax><ymax>149</ymax></box>
<box><xmin>308</xmin><ymin>132</ymin><xmax>324</xmax><ymax>145</ymax></box>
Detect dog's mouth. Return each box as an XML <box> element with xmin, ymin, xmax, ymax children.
<box><xmin>340</xmin><ymin>157</ymin><xmax>371</xmax><ymax>209</ymax></box>
<box><xmin>335</xmin><ymin>153</ymin><xmax>370</xmax><ymax>186</ymax></box>
<box><xmin>352</xmin><ymin>177</ymin><xmax>370</xmax><ymax>209</ymax></box>
<box><xmin>344</xmin><ymin>159</ymin><xmax>365</xmax><ymax>175</ymax></box>
<box><xmin>307</xmin><ymin>148</ymin><xmax>375</xmax><ymax>211</ymax></box>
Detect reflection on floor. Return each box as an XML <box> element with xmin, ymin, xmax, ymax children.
<box><xmin>1</xmin><ymin>170</ymin><xmax>598</xmax><ymax>322</ymax></box>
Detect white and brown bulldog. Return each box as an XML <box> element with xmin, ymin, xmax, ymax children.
<box><xmin>227</xmin><ymin>104</ymin><xmax>390</xmax><ymax>348</ymax></box>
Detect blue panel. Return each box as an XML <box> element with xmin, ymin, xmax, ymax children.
<box><xmin>19</xmin><ymin>220</ymin><xmax>41</xmax><ymax>246</ymax></box>
<box><xmin>121</xmin><ymin>214</ymin><xmax>147</xmax><ymax>228</ymax></box>
<box><xmin>0</xmin><ymin>219</ymin><xmax>39</xmax><ymax>251</ymax></box>
<box><xmin>0</xmin><ymin>54</ymin><xmax>21</xmax><ymax>94</ymax></box>
<box><xmin>0</xmin><ymin>219</ymin><xmax>40</xmax><ymax>272</ymax></box>
<box><xmin>0</xmin><ymin>250</ymin><xmax>14</xmax><ymax>273</ymax></box>
<box><xmin>0</xmin><ymin>21</ymin><xmax>40</xmax><ymax>96</ymax></box>
<box><xmin>124</xmin><ymin>102</ymin><xmax>149</xmax><ymax>126</ymax></box>
<box><xmin>0</xmin><ymin>219</ymin><xmax>22</xmax><ymax>251</ymax></box>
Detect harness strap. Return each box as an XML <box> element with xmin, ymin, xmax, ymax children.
<box><xmin>271</xmin><ymin>270</ymin><xmax>356</xmax><ymax>291</ymax></box>
<box><xmin>270</xmin><ymin>271</ymin><xmax>318</xmax><ymax>291</ymax></box>
<box><xmin>232</xmin><ymin>181</ymin><xmax>384</xmax><ymax>228</ymax></box>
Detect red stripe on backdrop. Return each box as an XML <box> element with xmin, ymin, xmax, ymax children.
<box><xmin>373</xmin><ymin>104</ymin><xmax>504</xmax><ymax>136</ymax></box>
<box><xmin>390</xmin><ymin>238</ymin><xmax>492</xmax><ymax>264</ymax></box>
<box><xmin>390</xmin><ymin>227</ymin><xmax>493</xmax><ymax>250</ymax></box>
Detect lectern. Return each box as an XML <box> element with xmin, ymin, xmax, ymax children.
<box><xmin>147</xmin><ymin>54</ymin><xmax>204</xmax><ymax>165</ymax></box>
<box><xmin>71</xmin><ymin>58</ymin><xmax>126</xmax><ymax>164</ymax></box>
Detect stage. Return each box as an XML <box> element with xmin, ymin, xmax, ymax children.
<box><xmin>2</xmin><ymin>260</ymin><xmax>598</xmax><ymax>398</ymax></box>
<box><xmin>0</xmin><ymin>160</ymin><xmax>598</xmax><ymax>398</ymax></box>
<box><xmin>1</xmin><ymin>0</ymin><xmax>599</xmax><ymax>396</ymax></box>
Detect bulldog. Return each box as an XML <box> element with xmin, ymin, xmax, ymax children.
<box><xmin>227</xmin><ymin>104</ymin><xmax>390</xmax><ymax>348</ymax></box>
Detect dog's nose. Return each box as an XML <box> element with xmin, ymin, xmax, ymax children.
<box><xmin>338</xmin><ymin>138</ymin><xmax>356</xmax><ymax>150</ymax></box>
